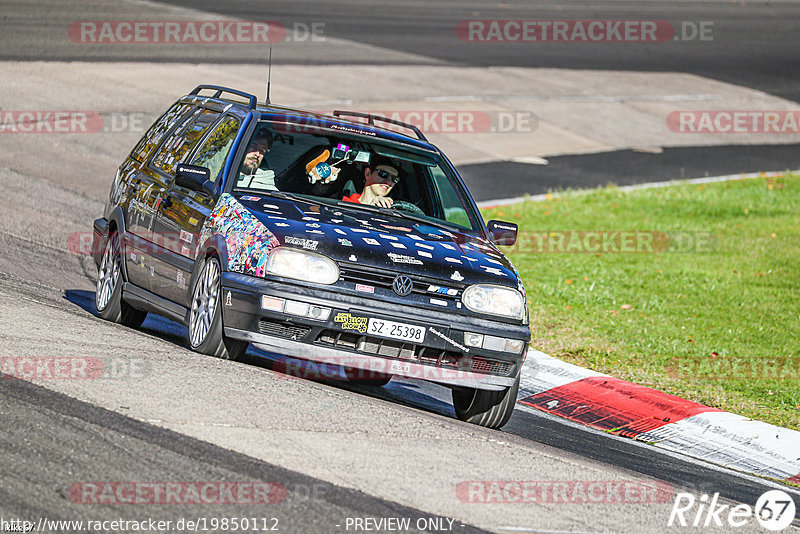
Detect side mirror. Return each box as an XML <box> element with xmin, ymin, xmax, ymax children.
<box><xmin>175</xmin><ymin>164</ymin><xmax>215</xmax><ymax>197</ymax></box>
<box><xmin>487</xmin><ymin>220</ymin><xmax>518</xmax><ymax>246</ymax></box>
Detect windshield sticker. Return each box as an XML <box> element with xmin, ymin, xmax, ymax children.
<box><xmin>334</xmin><ymin>312</ymin><xmax>369</xmax><ymax>333</ymax></box>
<box><xmin>200</xmin><ymin>193</ymin><xmax>280</xmax><ymax>278</ymax></box>
<box><xmin>451</xmin><ymin>271</ymin><xmax>465</xmax><ymax>282</ymax></box>
<box><xmin>285</xmin><ymin>236</ymin><xmax>318</xmax><ymax>250</ymax></box>
<box><xmin>381</xmin><ymin>225</ymin><xmax>412</xmax><ymax>232</ymax></box>
<box><xmin>388</xmin><ymin>253</ymin><xmax>423</xmax><ymax>265</ymax></box>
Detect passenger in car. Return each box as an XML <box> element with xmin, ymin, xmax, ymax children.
<box><xmin>342</xmin><ymin>157</ymin><xmax>399</xmax><ymax>208</ymax></box>
<box><xmin>236</xmin><ymin>128</ymin><xmax>276</xmax><ymax>190</ymax></box>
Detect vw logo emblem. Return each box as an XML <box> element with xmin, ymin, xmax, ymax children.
<box><xmin>392</xmin><ymin>275</ymin><xmax>414</xmax><ymax>297</ymax></box>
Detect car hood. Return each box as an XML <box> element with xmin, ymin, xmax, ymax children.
<box><xmin>233</xmin><ymin>193</ymin><xmax>522</xmax><ymax>288</ymax></box>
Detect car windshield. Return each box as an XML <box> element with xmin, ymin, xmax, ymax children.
<box><xmin>231</xmin><ymin>120</ymin><xmax>481</xmax><ymax>232</ymax></box>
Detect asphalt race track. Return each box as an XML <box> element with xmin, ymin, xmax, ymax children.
<box><xmin>1</xmin><ymin>1</ymin><xmax>800</xmax><ymax>533</ymax></box>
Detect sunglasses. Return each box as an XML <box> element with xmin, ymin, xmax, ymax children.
<box><xmin>375</xmin><ymin>168</ymin><xmax>399</xmax><ymax>184</ymax></box>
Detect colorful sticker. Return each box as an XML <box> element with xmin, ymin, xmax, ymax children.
<box><xmin>338</xmin><ymin>239</ymin><xmax>353</xmax><ymax>247</ymax></box>
<box><xmin>355</xmin><ymin>284</ymin><xmax>374</xmax><ymax>294</ymax></box>
<box><xmin>334</xmin><ymin>312</ymin><xmax>368</xmax><ymax>333</ymax></box>
<box><xmin>199</xmin><ymin>194</ymin><xmax>280</xmax><ymax>277</ymax></box>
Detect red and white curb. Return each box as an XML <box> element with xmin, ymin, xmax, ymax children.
<box><xmin>517</xmin><ymin>349</ymin><xmax>800</xmax><ymax>484</ymax></box>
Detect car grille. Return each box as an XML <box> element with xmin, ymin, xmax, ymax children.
<box><xmin>259</xmin><ymin>319</ymin><xmax>311</xmax><ymax>340</ymax></box>
<box><xmin>315</xmin><ymin>329</ymin><xmax>514</xmax><ymax>376</ymax></box>
<box><xmin>337</xmin><ymin>262</ymin><xmax>465</xmax><ymax>301</ymax></box>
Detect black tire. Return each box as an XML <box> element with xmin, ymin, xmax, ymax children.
<box><xmin>452</xmin><ymin>372</ymin><xmax>520</xmax><ymax>429</ymax></box>
<box><xmin>343</xmin><ymin>367</ymin><xmax>392</xmax><ymax>387</ymax></box>
<box><xmin>188</xmin><ymin>256</ymin><xmax>247</xmax><ymax>361</ymax></box>
<box><xmin>95</xmin><ymin>231</ymin><xmax>147</xmax><ymax>328</ymax></box>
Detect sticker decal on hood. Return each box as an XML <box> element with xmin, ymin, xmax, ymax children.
<box><xmin>200</xmin><ymin>193</ymin><xmax>281</xmax><ymax>277</ymax></box>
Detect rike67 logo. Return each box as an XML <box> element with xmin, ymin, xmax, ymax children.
<box><xmin>668</xmin><ymin>490</ymin><xmax>796</xmax><ymax>531</ymax></box>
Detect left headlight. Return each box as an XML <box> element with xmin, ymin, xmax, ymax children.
<box><xmin>462</xmin><ymin>284</ymin><xmax>525</xmax><ymax>320</ymax></box>
<box><xmin>266</xmin><ymin>247</ymin><xmax>339</xmax><ymax>285</ymax></box>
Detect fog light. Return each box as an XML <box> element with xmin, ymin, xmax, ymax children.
<box><xmin>483</xmin><ymin>335</ymin><xmax>506</xmax><ymax>352</ymax></box>
<box><xmin>285</xmin><ymin>300</ymin><xmax>310</xmax><ymax>317</ymax></box>
<box><xmin>464</xmin><ymin>332</ymin><xmax>484</xmax><ymax>348</ymax></box>
<box><xmin>504</xmin><ymin>338</ymin><xmax>525</xmax><ymax>354</ymax></box>
<box><xmin>261</xmin><ymin>296</ymin><xmax>285</xmax><ymax>311</ymax></box>
<box><xmin>308</xmin><ymin>306</ymin><xmax>331</xmax><ymax>320</ymax></box>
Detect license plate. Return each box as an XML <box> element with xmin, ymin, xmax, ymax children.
<box><xmin>367</xmin><ymin>318</ymin><xmax>426</xmax><ymax>343</ymax></box>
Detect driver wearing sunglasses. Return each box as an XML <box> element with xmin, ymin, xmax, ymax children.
<box><xmin>342</xmin><ymin>157</ymin><xmax>400</xmax><ymax>208</ymax></box>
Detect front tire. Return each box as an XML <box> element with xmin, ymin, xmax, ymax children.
<box><xmin>452</xmin><ymin>373</ymin><xmax>520</xmax><ymax>429</ymax></box>
<box><xmin>188</xmin><ymin>256</ymin><xmax>247</xmax><ymax>361</ymax></box>
<box><xmin>95</xmin><ymin>231</ymin><xmax>147</xmax><ymax>328</ymax></box>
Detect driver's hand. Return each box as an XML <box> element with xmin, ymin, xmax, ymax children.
<box><xmin>372</xmin><ymin>196</ymin><xmax>394</xmax><ymax>208</ymax></box>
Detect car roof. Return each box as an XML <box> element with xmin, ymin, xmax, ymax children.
<box><xmin>181</xmin><ymin>85</ymin><xmax>438</xmax><ymax>153</ymax></box>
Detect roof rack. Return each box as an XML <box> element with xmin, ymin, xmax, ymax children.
<box><xmin>189</xmin><ymin>85</ymin><xmax>258</xmax><ymax>110</ymax></box>
<box><xmin>332</xmin><ymin>111</ymin><xmax>428</xmax><ymax>142</ymax></box>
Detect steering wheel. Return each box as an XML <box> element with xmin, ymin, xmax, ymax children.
<box><xmin>391</xmin><ymin>200</ymin><xmax>426</xmax><ymax>216</ymax></box>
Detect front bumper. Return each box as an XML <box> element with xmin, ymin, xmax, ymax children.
<box><xmin>221</xmin><ymin>272</ymin><xmax>530</xmax><ymax>391</ymax></box>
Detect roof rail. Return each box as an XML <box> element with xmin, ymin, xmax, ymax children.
<box><xmin>189</xmin><ymin>85</ymin><xmax>258</xmax><ymax>110</ymax></box>
<box><xmin>332</xmin><ymin>111</ymin><xmax>428</xmax><ymax>142</ymax></box>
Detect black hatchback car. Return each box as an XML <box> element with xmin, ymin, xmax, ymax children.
<box><xmin>93</xmin><ymin>85</ymin><xmax>531</xmax><ymax>428</ymax></box>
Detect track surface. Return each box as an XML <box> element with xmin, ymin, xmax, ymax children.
<box><xmin>2</xmin><ymin>1</ymin><xmax>800</xmax><ymax>532</ymax></box>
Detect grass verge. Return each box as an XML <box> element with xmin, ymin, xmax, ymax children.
<box><xmin>482</xmin><ymin>173</ymin><xmax>800</xmax><ymax>430</ymax></box>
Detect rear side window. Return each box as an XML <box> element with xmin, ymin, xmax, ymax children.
<box><xmin>151</xmin><ymin>109</ymin><xmax>221</xmax><ymax>175</ymax></box>
<box><xmin>129</xmin><ymin>102</ymin><xmax>193</xmax><ymax>163</ymax></box>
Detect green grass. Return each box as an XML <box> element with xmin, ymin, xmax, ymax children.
<box><xmin>482</xmin><ymin>173</ymin><xmax>800</xmax><ymax>429</ymax></box>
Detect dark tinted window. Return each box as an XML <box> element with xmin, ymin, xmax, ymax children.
<box><xmin>151</xmin><ymin>109</ymin><xmax>221</xmax><ymax>175</ymax></box>
<box><xmin>129</xmin><ymin>102</ymin><xmax>193</xmax><ymax>163</ymax></box>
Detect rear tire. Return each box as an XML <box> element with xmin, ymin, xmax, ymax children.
<box><xmin>188</xmin><ymin>256</ymin><xmax>247</xmax><ymax>361</ymax></box>
<box><xmin>452</xmin><ymin>373</ymin><xmax>520</xmax><ymax>429</ymax></box>
<box><xmin>95</xmin><ymin>231</ymin><xmax>147</xmax><ymax>328</ymax></box>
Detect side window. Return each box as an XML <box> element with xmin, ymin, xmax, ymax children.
<box><xmin>429</xmin><ymin>166</ymin><xmax>472</xmax><ymax>229</ymax></box>
<box><xmin>129</xmin><ymin>102</ymin><xmax>193</xmax><ymax>163</ymax></box>
<box><xmin>151</xmin><ymin>109</ymin><xmax>221</xmax><ymax>176</ymax></box>
<box><xmin>190</xmin><ymin>116</ymin><xmax>241</xmax><ymax>182</ymax></box>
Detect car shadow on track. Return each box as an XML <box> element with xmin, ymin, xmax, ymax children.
<box><xmin>64</xmin><ymin>288</ymin><xmax>456</xmax><ymax>420</ymax></box>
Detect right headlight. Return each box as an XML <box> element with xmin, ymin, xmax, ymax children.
<box><xmin>266</xmin><ymin>247</ymin><xmax>339</xmax><ymax>285</ymax></box>
<box><xmin>462</xmin><ymin>284</ymin><xmax>525</xmax><ymax>320</ymax></box>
